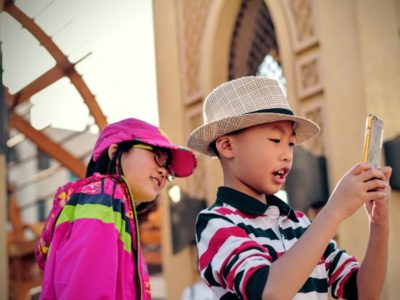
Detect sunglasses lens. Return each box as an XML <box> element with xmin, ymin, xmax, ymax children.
<box><xmin>154</xmin><ymin>150</ymin><xmax>175</xmax><ymax>181</ymax></box>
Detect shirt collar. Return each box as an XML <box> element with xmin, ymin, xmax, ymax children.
<box><xmin>216</xmin><ymin>186</ymin><xmax>299</xmax><ymax>222</ymax></box>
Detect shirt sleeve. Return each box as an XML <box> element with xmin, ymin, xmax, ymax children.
<box><xmin>196</xmin><ymin>211</ymin><xmax>271</xmax><ymax>300</ymax></box>
<box><xmin>324</xmin><ymin>240</ymin><xmax>359</xmax><ymax>299</ymax></box>
<box><xmin>41</xmin><ymin>189</ymin><xmax>130</xmax><ymax>299</ymax></box>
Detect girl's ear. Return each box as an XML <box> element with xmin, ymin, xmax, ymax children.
<box><xmin>107</xmin><ymin>144</ymin><xmax>119</xmax><ymax>160</ymax></box>
<box><xmin>215</xmin><ymin>136</ymin><xmax>235</xmax><ymax>159</ymax></box>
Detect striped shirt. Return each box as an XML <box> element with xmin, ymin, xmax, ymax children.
<box><xmin>196</xmin><ymin>187</ymin><xmax>359</xmax><ymax>300</ymax></box>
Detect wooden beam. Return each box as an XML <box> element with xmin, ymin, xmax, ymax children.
<box><xmin>11</xmin><ymin>66</ymin><xmax>65</xmax><ymax>107</ymax></box>
<box><xmin>4</xmin><ymin>1</ymin><xmax>107</xmax><ymax>130</ymax></box>
<box><xmin>9</xmin><ymin>112</ymin><xmax>86</xmax><ymax>178</ymax></box>
<box><xmin>0</xmin><ymin>155</ymin><xmax>8</xmax><ymax>300</ymax></box>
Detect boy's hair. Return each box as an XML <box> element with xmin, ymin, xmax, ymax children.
<box><xmin>208</xmin><ymin>128</ymin><xmax>246</xmax><ymax>157</ymax></box>
<box><xmin>188</xmin><ymin>76</ymin><xmax>320</xmax><ymax>156</ymax></box>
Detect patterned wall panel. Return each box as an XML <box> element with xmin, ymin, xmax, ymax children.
<box><xmin>178</xmin><ymin>0</ymin><xmax>212</xmax><ymax>104</ymax></box>
<box><xmin>282</xmin><ymin>0</ymin><xmax>318</xmax><ymax>52</ymax></box>
<box><xmin>300</xmin><ymin>101</ymin><xmax>324</xmax><ymax>156</ymax></box>
<box><xmin>295</xmin><ymin>51</ymin><xmax>323</xmax><ymax>99</ymax></box>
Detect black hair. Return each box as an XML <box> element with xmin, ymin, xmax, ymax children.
<box><xmin>86</xmin><ymin>141</ymin><xmax>157</xmax><ymax>217</ymax></box>
<box><xmin>207</xmin><ymin>128</ymin><xmax>246</xmax><ymax>157</ymax></box>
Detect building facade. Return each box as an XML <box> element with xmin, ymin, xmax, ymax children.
<box><xmin>153</xmin><ymin>0</ymin><xmax>400</xmax><ymax>299</ymax></box>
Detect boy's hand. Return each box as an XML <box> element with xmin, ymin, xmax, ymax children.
<box><xmin>364</xmin><ymin>166</ymin><xmax>392</xmax><ymax>227</ymax></box>
<box><xmin>327</xmin><ymin>163</ymin><xmax>388</xmax><ymax>221</ymax></box>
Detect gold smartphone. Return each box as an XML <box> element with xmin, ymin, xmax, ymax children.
<box><xmin>363</xmin><ymin>114</ymin><xmax>384</xmax><ymax>168</ymax></box>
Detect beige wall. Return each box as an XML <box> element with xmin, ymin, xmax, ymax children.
<box><xmin>153</xmin><ymin>1</ymin><xmax>199</xmax><ymax>299</ymax></box>
<box><xmin>317</xmin><ymin>1</ymin><xmax>400</xmax><ymax>299</ymax></box>
<box><xmin>153</xmin><ymin>0</ymin><xmax>400</xmax><ymax>298</ymax></box>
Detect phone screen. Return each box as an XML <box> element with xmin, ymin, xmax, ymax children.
<box><xmin>363</xmin><ymin>114</ymin><xmax>384</xmax><ymax>168</ymax></box>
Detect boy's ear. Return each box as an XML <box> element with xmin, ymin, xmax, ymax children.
<box><xmin>107</xmin><ymin>144</ymin><xmax>119</xmax><ymax>160</ymax></box>
<box><xmin>215</xmin><ymin>136</ymin><xmax>235</xmax><ymax>159</ymax></box>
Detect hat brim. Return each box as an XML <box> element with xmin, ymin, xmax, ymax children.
<box><xmin>187</xmin><ymin>113</ymin><xmax>320</xmax><ymax>156</ymax></box>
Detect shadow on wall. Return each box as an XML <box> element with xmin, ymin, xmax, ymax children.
<box><xmin>168</xmin><ymin>186</ymin><xmax>207</xmax><ymax>254</ymax></box>
<box><xmin>285</xmin><ymin>146</ymin><xmax>330</xmax><ymax>213</ymax></box>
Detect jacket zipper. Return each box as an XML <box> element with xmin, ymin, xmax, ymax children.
<box><xmin>121</xmin><ymin>176</ymin><xmax>143</xmax><ymax>300</ymax></box>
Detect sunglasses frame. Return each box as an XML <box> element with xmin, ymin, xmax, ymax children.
<box><xmin>132</xmin><ymin>143</ymin><xmax>175</xmax><ymax>182</ymax></box>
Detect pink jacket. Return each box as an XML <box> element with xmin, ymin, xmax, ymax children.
<box><xmin>36</xmin><ymin>174</ymin><xmax>151</xmax><ymax>299</ymax></box>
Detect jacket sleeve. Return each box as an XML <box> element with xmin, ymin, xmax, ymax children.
<box><xmin>40</xmin><ymin>188</ymin><xmax>132</xmax><ymax>299</ymax></box>
<box><xmin>196</xmin><ymin>211</ymin><xmax>271</xmax><ymax>300</ymax></box>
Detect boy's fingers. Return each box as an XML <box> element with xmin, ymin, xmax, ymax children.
<box><xmin>366</xmin><ymin>190</ymin><xmax>386</xmax><ymax>202</ymax></box>
<box><xmin>350</xmin><ymin>163</ymin><xmax>371</xmax><ymax>175</ymax></box>
<box><xmin>359</xmin><ymin>168</ymin><xmax>385</xmax><ymax>182</ymax></box>
<box><xmin>381</xmin><ymin>166</ymin><xmax>392</xmax><ymax>183</ymax></box>
<box><xmin>365</xmin><ymin>179</ymin><xmax>386</xmax><ymax>192</ymax></box>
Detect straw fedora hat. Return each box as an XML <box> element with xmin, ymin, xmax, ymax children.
<box><xmin>187</xmin><ymin>76</ymin><xmax>320</xmax><ymax>156</ymax></box>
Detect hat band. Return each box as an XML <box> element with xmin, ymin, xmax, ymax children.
<box><xmin>246</xmin><ymin>108</ymin><xmax>294</xmax><ymax>115</ymax></box>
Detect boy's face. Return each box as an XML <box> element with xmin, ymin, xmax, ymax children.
<box><xmin>224</xmin><ymin>120</ymin><xmax>295</xmax><ymax>201</ymax></box>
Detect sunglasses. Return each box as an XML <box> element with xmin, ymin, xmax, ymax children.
<box><xmin>132</xmin><ymin>143</ymin><xmax>175</xmax><ymax>182</ymax></box>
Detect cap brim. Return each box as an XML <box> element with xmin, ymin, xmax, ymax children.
<box><xmin>134</xmin><ymin>137</ymin><xmax>197</xmax><ymax>177</ymax></box>
<box><xmin>187</xmin><ymin>113</ymin><xmax>320</xmax><ymax>156</ymax></box>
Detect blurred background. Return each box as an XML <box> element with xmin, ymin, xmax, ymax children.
<box><xmin>1</xmin><ymin>0</ymin><xmax>399</xmax><ymax>299</ymax></box>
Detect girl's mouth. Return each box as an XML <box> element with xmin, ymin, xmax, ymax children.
<box><xmin>150</xmin><ymin>176</ymin><xmax>161</xmax><ymax>188</ymax></box>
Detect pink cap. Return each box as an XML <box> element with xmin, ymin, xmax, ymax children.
<box><xmin>92</xmin><ymin>118</ymin><xmax>196</xmax><ymax>177</ymax></box>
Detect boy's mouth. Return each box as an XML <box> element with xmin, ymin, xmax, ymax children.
<box><xmin>272</xmin><ymin>167</ymin><xmax>289</xmax><ymax>179</ymax></box>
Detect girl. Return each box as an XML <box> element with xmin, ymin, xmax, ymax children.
<box><xmin>36</xmin><ymin>118</ymin><xmax>197</xmax><ymax>299</ymax></box>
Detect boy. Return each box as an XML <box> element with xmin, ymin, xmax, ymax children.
<box><xmin>188</xmin><ymin>77</ymin><xmax>391</xmax><ymax>299</ymax></box>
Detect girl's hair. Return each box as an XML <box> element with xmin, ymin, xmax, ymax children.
<box><xmin>86</xmin><ymin>141</ymin><xmax>157</xmax><ymax>217</ymax></box>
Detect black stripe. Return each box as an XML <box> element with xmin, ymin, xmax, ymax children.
<box><xmin>247</xmin><ymin>108</ymin><xmax>294</xmax><ymax>115</ymax></box>
<box><xmin>237</xmin><ymin>222</ymin><xmax>280</xmax><ymax>240</ymax></box>
<box><xmin>279</xmin><ymin>226</ymin><xmax>307</xmax><ymax>240</ymax></box>
<box><xmin>196</xmin><ymin>211</ymin><xmax>234</xmax><ymax>243</ymax></box>
<box><xmin>204</xmin><ymin>264</ymin><xmax>220</xmax><ymax>287</ymax></box>
<box><xmin>67</xmin><ymin>192</ymin><xmax>131</xmax><ymax>235</ymax></box>
<box><xmin>223</xmin><ymin>246</ymin><xmax>266</xmax><ymax>279</ymax></box>
<box><xmin>220</xmin><ymin>292</ymin><xmax>240</xmax><ymax>299</ymax></box>
<box><xmin>246</xmin><ymin>267</ymin><xmax>269</xmax><ymax>300</ymax></box>
<box><xmin>328</xmin><ymin>250</ymin><xmax>345</xmax><ymax>279</ymax></box>
<box><xmin>299</xmin><ymin>277</ymin><xmax>328</xmax><ymax>293</ymax></box>
<box><xmin>343</xmin><ymin>269</ymin><xmax>358</xmax><ymax>299</ymax></box>
<box><xmin>233</xmin><ymin>270</ymin><xmax>245</xmax><ymax>299</ymax></box>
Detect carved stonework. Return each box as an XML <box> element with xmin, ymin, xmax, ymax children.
<box><xmin>300</xmin><ymin>102</ymin><xmax>324</xmax><ymax>156</ymax></box>
<box><xmin>178</xmin><ymin>0</ymin><xmax>212</xmax><ymax>103</ymax></box>
<box><xmin>229</xmin><ymin>0</ymin><xmax>279</xmax><ymax>79</ymax></box>
<box><xmin>282</xmin><ymin>0</ymin><xmax>318</xmax><ymax>52</ymax></box>
<box><xmin>295</xmin><ymin>52</ymin><xmax>323</xmax><ymax>99</ymax></box>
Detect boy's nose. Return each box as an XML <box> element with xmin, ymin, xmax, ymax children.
<box><xmin>281</xmin><ymin>148</ymin><xmax>293</xmax><ymax>162</ymax></box>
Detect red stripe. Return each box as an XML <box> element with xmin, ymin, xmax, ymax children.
<box><xmin>337</xmin><ymin>268</ymin><xmax>358</xmax><ymax>297</ymax></box>
<box><xmin>215</xmin><ymin>207</ymin><xmax>257</xmax><ymax>219</ymax></box>
<box><xmin>223</xmin><ymin>244</ymin><xmax>271</xmax><ymax>289</ymax></box>
<box><xmin>328</xmin><ymin>256</ymin><xmax>358</xmax><ymax>286</ymax></box>
<box><xmin>225</xmin><ymin>252</ymin><xmax>269</xmax><ymax>289</ymax></box>
<box><xmin>199</xmin><ymin>227</ymin><xmax>248</xmax><ymax>270</ymax></box>
<box><xmin>242</xmin><ymin>265</ymin><xmax>266</xmax><ymax>300</ymax></box>
<box><xmin>295</xmin><ymin>211</ymin><xmax>305</xmax><ymax>218</ymax></box>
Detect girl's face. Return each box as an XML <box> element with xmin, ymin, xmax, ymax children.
<box><xmin>225</xmin><ymin>120</ymin><xmax>295</xmax><ymax>201</ymax></box>
<box><xmin>118</xmin><ymin>145</ymin><xmax>169</xmax><ymax>203</ymax></box>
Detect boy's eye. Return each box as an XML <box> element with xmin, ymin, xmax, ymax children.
<box><xmin>289</xmin><ymin>142</ymin><xmax>295</xmax><ymax>147</ymax></box>
<box><xmin>270</xmin><ymin>139</ymin><xmax>280</xmax><ymax>144</ymax></box>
